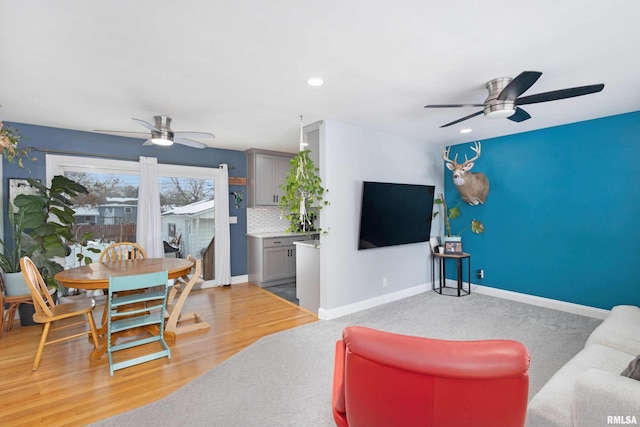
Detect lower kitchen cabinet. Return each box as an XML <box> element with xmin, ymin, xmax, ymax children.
<box><xmin>248</xmin><ymin>235</ymin><xmax>313</xmax><ymax>288</ymax></box>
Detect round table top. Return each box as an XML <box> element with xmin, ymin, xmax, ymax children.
<box><xmin>54</xmin><ymin>258</ymin><xmax>193</xmax><ymax>290</ymax></box>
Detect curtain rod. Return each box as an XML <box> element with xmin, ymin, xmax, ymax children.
<box><xmin>26</xmin><ymin>146</ymin><xmax>236</xmax><ymax>169</ymax></box>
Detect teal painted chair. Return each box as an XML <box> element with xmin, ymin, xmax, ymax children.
<box><xmin>107</xmin><ymin>270</ymin><xmax>171</xmax><ymax>376</ymax></box>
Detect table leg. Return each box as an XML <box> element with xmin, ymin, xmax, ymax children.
<box><xmin>467</xmin><ymin>256</ymin><xmax>471</xmax><ymax>295</ymax></box>
<box><xmin>457</xmin><ymin>258</ymin><xmax>463</xmax><ymax>297</ymax></box>
<box><xmin>441</xmin><ymin>258</ymin><xmax>447</xmax><ymax>292</ymax></box>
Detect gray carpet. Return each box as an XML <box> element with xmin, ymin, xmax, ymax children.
<box><xmin>92</xmin><ymin>291</ymin><xmax>602</xmax><ymax>427</ymax></box>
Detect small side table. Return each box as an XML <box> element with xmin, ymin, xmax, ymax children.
<box><xmin>432</xmin><ymin>252</ymin><xmax>471</xmax><ymax>297</ymax></box>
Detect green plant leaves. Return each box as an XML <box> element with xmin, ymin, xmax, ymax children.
<box><xmin>279</xmin><ymin>150</ymin><xmax>328</xmax><ymax>234</ymax></box>
<box><xmin>471</xmin><ymin>219</ymin><xmax>485</xmax><ymax>234</ymax></box>
<box><xmin>0</xmin><ymin>175</ymin><xmax>89</xmax><ymax>289</ymax></box>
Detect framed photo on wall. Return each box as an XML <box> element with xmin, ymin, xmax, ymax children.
<box><xmin>444</xmin><ymin>240</ymin><xmax>463</xmax><ymax>254</ymax></box>
<box><xmin>9</xmin><ymin>178</ymin><xmax>40</xmax><ymax>211</ymax></box>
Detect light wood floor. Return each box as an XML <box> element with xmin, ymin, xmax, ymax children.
<box><xmin>0</xmin><ymin>283</ymin><xmax>318</xmax><ymax>426</ymax></box>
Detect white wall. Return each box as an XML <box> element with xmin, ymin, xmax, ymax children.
<box><xmin>318</xmin><ymin>120</ymin><xmax>444</xmax><ymax>318</ymax></box>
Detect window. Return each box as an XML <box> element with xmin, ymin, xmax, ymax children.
<box><xmin>46</xmin><ymin>155</ymin><xmax>221</xmax><ymax>275</ymax></box>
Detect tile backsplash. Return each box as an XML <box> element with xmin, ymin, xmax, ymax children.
<box><xmin>247</xmin><ymin>206</ymin><xmax>290</xmax><ymax>233</ymax></box>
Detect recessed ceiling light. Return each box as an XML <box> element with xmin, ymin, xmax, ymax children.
<box><xmin>306</xmin><ymin>78</ymin><xmax>324</xmax><ymax>87</ymax></box>
<box><xmin>460</xmin><ymin>128</ymin><xmax>472</xmax><ymax>134</ymax></box>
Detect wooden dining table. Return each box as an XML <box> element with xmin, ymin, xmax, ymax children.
<box><xmin>54</xmin><ymin>257</ymin><xmax>193</xmax><ymax>361</ymax></box>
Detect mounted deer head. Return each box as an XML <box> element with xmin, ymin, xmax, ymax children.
<box><xmin>443</xmin><ymin>141</ymin><xmax>490</xmax><ymax>205</ymax></box>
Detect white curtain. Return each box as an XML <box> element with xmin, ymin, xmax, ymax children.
<box><xmin>136</xmin><ymin>156</ymin><xmax>163</xmax><ymax>257</ymax></box>
<box><xmin>214</xmin><ymin>164</ymin><xmax>231</xmax><ymax>285</ymax></box>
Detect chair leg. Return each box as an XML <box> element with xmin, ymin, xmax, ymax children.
<box><xmin>33</xmin><ymin>322</ymin><xmax>51</xmax><ymax>371</ymax></box>
<box><xmin>87</xmin><ymin>312</ymin><xmax>99</xmax><ymax>349</ymax></box>
<box><xmin>6</xmin><ymin>304</ymin><xmax>19</xmax><ymax>332</ymax></box>
<box><xmin>0</xmin><ymin>309</ymin><xmax>5</xmax><ymax>339</ymax></box>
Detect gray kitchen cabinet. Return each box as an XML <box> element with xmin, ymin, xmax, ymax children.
<box><xmin>248</xmin><ymin>235</ymin><xmax>313</xmax><ymax>288</ymax></box>
<box><xmin>263</xmin><ymin>245</ymin><xmax>296</xmax><ymax>282</ymax></box>
<box><xmin>246</xmin><ymin>149</ymin><xmax>293</xmax><ymax>206</ymax></box>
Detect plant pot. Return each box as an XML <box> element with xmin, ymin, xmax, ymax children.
<box><xmin>3</xmin><ymin>271</ymin><xmax>29</xmax><ymax>296</ymax></box>
<box><xmin>18</xmin><ymin>302</ymin><xmax>38</xmax><ymax>326</ymax></box>
<box><xmin>440</xmin><ymin>235</ymin><xmax>462</xmax><ymax>244</ymax></box>
<box><xmin>18</xmin><ymin>288</ymin><xmax>57</xmax><ymax>327</ymax></box>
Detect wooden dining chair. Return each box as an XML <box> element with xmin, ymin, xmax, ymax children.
<box><xmin>107</xmin><ymin>270</ymin><xmax>171</xmax><ymax>375</ymax></box>
<box><xmin>0</xmin><ymin>292</ymin><xmax>34</xmax><ymax>338</ymax></box>
<box><xmin>99</xmin><ymin>242</ymin><xmax>147</xmax><ymax>262</ymax></box>
<box><xmin>20</xmin><ymin>256</ymin><xmax>99</xmax><ymax>371</ymax></box>
<box><xmin>164</xmin><ymin>255</ymin><xmax>210</xmax><ymax>339</ymax></box>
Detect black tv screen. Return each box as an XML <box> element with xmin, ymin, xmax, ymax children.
<box><xmin>358</xmin><ymin>181</ymin><xmax>435</xmax><ymax>250</ymax></box>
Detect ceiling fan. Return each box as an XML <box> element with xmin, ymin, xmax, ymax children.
<box><xmin>96</xmin><ymin>115</ymin><xmax>215</xmax><ymax>149</ymax></box>
<box><xmin>424</xmin><ymin>71</ymin><xmax>604</xmax><ymax>128</ymax></box>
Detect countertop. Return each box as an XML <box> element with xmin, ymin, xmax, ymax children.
<box><xmin>246</xmin><ymin>231</ymin><xmax>317</xmax><ymax>238</ymax></box>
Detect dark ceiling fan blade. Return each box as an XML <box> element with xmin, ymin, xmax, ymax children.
<box><xmin>425</xmin><ymin>104</ymin><xmax>484</xmax><ymax>108</ymax></box>
<box><xmin>497</xmin><ymin>71</ymin><xmax>542</xmax><ymax>101</ymax></box>
<box><xmin>516</xmin><ymin>84</ymin><xmax>605</xmax><ymax>105</ymax></box>
<box><xmin>507</xmin><ymin>107</ymin><xmax>531</xmax><ymax>123</ymax></box>
<box><xmin>174</xmin><ymin>137</ymin><xmax>207</xmax><ymax>149</ymax></box>
<box><xmin>132</xmin><ymin>117</ymin><xmax>160</xmax><ymax>132</ymax></box>
<box><xmin>174</xmin><ymin>131</ymin><xmax>215</xmax><ymax>139</ymax></box>
<box><xmin>440</xmin><ymin>110</ymin><xmax>484</xmax><ymax>128</ymax></box>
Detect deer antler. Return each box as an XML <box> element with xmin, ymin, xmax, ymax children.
<box><xmin>463</xmin><ymin>141</ymin><xmax>482</xmax><ymax>163</ymax></box>
<box><xmin>442</xmin><ymin>146</ymin><xmax>458</xmax><ymax>165</ymax></box>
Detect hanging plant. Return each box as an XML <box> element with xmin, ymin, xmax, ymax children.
<box><xmin>0</xmin><ymin>112</ymin><xmax>36</xmax><ymax>168</ymax></box>
<box><xmin>279</xmin><ymin>149</ymin><xmax>328</xmax><ymax>234</ymax></box>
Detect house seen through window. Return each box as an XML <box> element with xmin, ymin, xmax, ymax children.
<box><xmin>47</xmin><ymin>156</ymin><xmax>215</xmax><ymax>270</ymax></box>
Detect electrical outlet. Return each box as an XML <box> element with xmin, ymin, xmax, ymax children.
<box><xmin>382</xmin><ymin>277</ymin><xmax>388</xmax><ymax>287</ymax></box>
<box><xmin>477</xmin><ymin>269</ymin><xmax>484</xmax><ymax>279</ymax></box>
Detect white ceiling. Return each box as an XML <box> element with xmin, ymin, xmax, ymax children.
<box><xmin>1</xmin><ymin>1</ymin><xmax>639</xmax><ymax>154</ymax></box>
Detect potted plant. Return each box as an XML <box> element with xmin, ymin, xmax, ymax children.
<box><xmin>0</xmin><ymin>119</ymin><xmax>35</xmax><ymax>168</ymax></box>
<box><xmin>0</xmin><ymin>202</ymin><xmax>34</xmax><ymax>295</ymax></box>
<box><xmin>1</xmin><ymin>175</ymin><xmax>91</xmax><ymax>288</ymax></box>
<box><xmin>278</xmin><ymin>149</ymin><xmax>328</xmax><ymax>234</ymax></box>
<box><xmin>0</xmin><ymin>120</ymin><xmax>36</xmax><ymax>296</ymax></box>
<box><xmin>12</xmin><ymin>176</ymin><xmax>91</xmax><ymax>292</ymax></box>
<box><xmin>433</xmin><ymin>193</ymin><xmax>484</xmax><ymax>243</ymax></box>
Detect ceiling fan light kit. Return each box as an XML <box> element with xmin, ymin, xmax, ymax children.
<box><xmin>424</xmin><ymin>71</ymin><xmax>604</xmax><ymax>128</ymax></box>
<box><xmin>151</xmin><ymin>137</ymin><xmax>173</xmax><ymax>146</ymax></box>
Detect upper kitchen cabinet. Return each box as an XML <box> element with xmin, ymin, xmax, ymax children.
<box><xmin>246</xmin><ymin>149</ymin><xmax>294</xmax><ymax>206</ymax></box>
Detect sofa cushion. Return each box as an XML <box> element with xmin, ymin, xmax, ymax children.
<box><xmin>586</xmin><ymin>305</ymin><xmax>640</xmax><ymax>356</ymax></box>
<box><xmin>621</xmin><ymin>354</ymin><xmax>640</xmax><ymax>380</ymax></box>
<box><xmin>526</xmin><ymin>344</ymin><xmax>633</xmax><ymax>427</ymax></box>
<box><xmin>573</xmin><ymin>368</ymin><xmax>640</xmax><ymax>427</ymax></box>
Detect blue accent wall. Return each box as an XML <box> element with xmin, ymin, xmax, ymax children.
<box><xmin>2</xmin><ymin>123</ymin><xmax>248</xmax><ymax>276</ymax></box>
<box><xmin>444</xmin><ymin>111</ymin><xmax>640</xmax><ymax>309</ymax></box>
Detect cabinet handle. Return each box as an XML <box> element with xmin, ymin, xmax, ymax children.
<box><xmin>274</xmin><ymin>241</ymin><xmax>281</xmax><ymax>244</ymax></box>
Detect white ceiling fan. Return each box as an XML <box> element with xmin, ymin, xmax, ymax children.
<box><xmin>97</xmin><ymin>115</ymin><xmax>215</xmax><ymax>149</ymax></box>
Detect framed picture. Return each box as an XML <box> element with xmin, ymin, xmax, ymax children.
<box><xmin>444</xmin><ymin>240</ymin><xmax>463</xmax><ymax>254</ymax></box>
<box><xmin>9</xmin><ymin>178</ymin><xmax>40</xmax><ymax>211</ymax></box>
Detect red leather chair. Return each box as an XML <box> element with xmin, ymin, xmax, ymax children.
<box><xmin>332</xmin><ymin>326</ymin><xmax>530</xmax><ymax>427</ymax></box>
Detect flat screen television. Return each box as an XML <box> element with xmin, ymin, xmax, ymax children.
<box><xmin>358</xmin><ymin>181</ymin><xmax>435</xmax><ymax>250</ymax></box>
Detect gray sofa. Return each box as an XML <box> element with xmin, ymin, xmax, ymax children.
<box><xmin>526</xmin><ymin>305</ymin><xmax>640</xmax><ymax>427</ymax></box>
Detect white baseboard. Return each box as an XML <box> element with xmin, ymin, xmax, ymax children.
<box><xmin>317</xmin><ymin>280</ymin><xmax>610</xmax><ymax>321</ymax></box>
<box><xmin>317</xmin><ymin>283</ymin><xmax>430</xmax><ymax>320</ymax></box>
<box><xmin>471</xmin><ymin>282</ymin><xmax>610</xmax><ymax>320</ymax></box>
<box><xmin>198</xmin><ymin>274</ymin><xmax>248</xmax><ymax>289</ymax></box>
